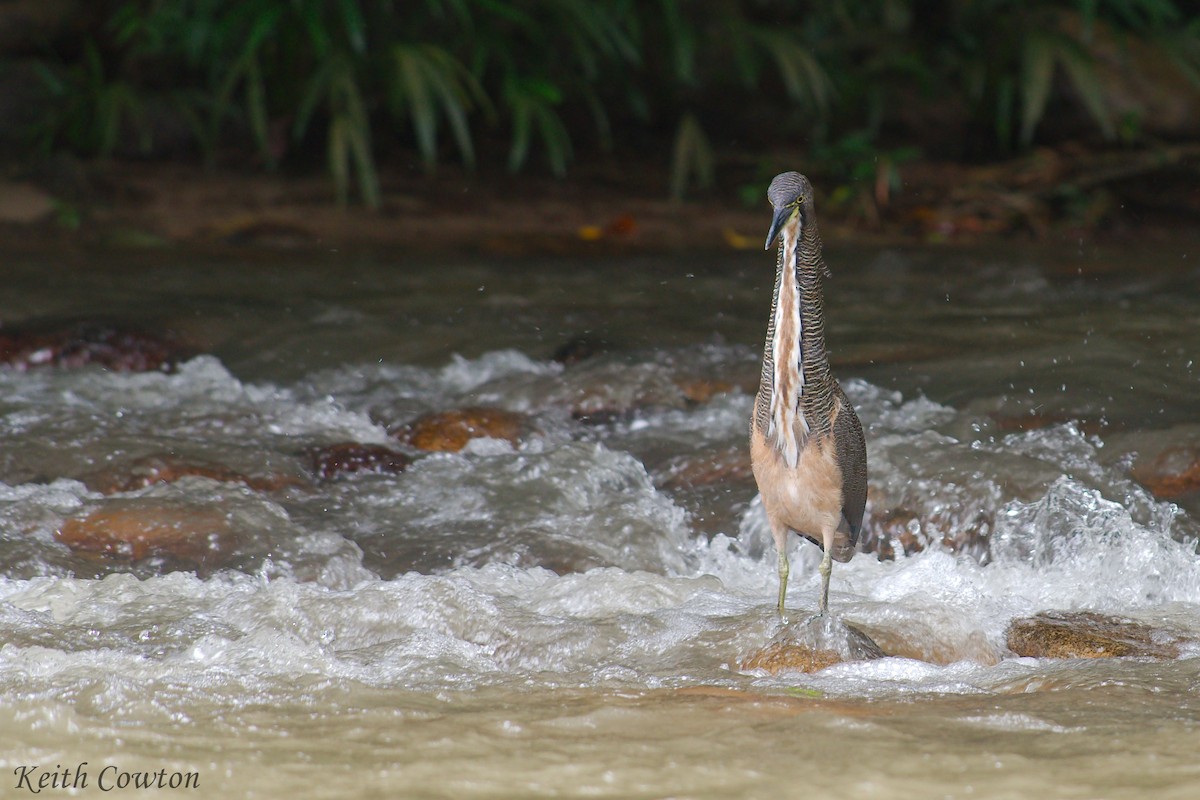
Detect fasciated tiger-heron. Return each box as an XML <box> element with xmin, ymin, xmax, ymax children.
<box><xmin>750</xmin><ymin>171</ymin><xmax>867</xmax><ymax>618</ymax></box>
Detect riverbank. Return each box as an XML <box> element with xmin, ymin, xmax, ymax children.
<box><xmin>2</xmin><ymin>142</ymin><xmax>1199</xmax><ymax>257</ymax></box>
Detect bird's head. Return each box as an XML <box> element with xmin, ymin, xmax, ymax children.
<box><xmin>765</xmin><ymin>171</ymin><xmax>814</xmax><ymax>250</ymax></box>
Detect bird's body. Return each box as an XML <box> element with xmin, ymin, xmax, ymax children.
<box><xmin>751</xmin><ymin>171</ymin><xmax>867</xmax><ymax>617</ymax></box>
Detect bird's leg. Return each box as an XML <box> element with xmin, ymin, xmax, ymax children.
<box><xmin>776</xmin><ymin>547</ymin><xmax>790</xmax><ymax>622</ymax></box>
<box><xmin>817</xmin><ymin>548</ymin><xmax>833</xmax><ymax>615</ymax></box>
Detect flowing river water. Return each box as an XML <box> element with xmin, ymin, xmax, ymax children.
<box><xmin>1</xmin><ymin>243</ymin><xmax>1199</xmax><ymax>798</ymax></box>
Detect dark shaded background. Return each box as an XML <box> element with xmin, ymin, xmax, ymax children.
<box><xmin>1</xmin><ymin>0</ymin><xmax>1199</xmax><ymax>246</ymax></box>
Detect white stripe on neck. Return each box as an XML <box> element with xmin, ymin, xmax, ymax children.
<box><xmin>768</xmin><ymin>215</ymin><xmax>807</xmax><ymax>468</ymax></box>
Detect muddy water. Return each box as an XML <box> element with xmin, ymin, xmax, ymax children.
<box><xmin>1</xmin><ymin>243</ymin><xmax>1199</xmax><ymax>798</ymax></box>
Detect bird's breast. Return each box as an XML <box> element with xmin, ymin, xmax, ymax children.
<box><xmin>750</xmin><ymin>420</ymin><xmax>844</xmax><ymax>537</ymax></box>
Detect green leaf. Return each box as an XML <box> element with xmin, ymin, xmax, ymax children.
<box><xmin>753</xmin><ymin>29</ymin><xmax>833</xmax><ymax>112</ymax></box>
<box><xmin>336</xmin><ymin>0</ymin><xmax>368</xmax><ymax>55</ymax></box>
<box><xmin>1019</xmin><ymin>34</ymin><xmax>1055</xmax><ymax>145</ymax></box>
<box><xmin>659</xmin><ymin>0</ymin><xmax>695</xmax><ymax>82</ymax></box>
<box><xmin>669</xmin><ymin>112</ymin><xmax>713</xmax><ymax>202</ymax></box>
<box><xmin>1057</xmin><ymin>39</ymin><xmax>1114</xmax><ymax>141</ymax></box>
<box><xmin>505</xmin><ymin>75</ymin><xmax>571</xmax><ymax>175</ymax></box>
<box><xmin>390</xmin><ymin>44</ymin><xmax>487</xmax><ymax>170</ymax></box>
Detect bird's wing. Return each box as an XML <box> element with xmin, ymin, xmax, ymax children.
<box><xmin>833</xmin><ymin>385</ymin><xmax>867</xmax><ymax>545</ymax></box>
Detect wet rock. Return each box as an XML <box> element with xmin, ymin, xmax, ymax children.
<box><xmin>81</xmin><ymin>454</ymin><xmax>302</xmax><ymax>494</ymax></box>
<box><xmin>56</xmin><ymin>503</ymin><xmax>238</xmax><ymax>568</ymax></box>
<box><xmin>1006</xmin><ymin>611</ymin><xmax>1186</xmax><ymax>660</ymax></box>
<box><xmin>306</xmin><ymin>442</ymin><xmax>411</xmax><ymax>480</ymax></box>
<box><xmin>1130</xmin><ymin>445</ymin><xmax>1200</xmax><ymax>500</ymax></box>
<box><xmin>855</xmin><ymin>623</ymin><xmax>1001</xmax><ymax>666</ymax></box>
<box><xmin>546</xmin><ymin>347</ymin><xmax>759</xmax><ymax>423</ymax></box>
<box><xmin>0</xmin><ymin>318</ymin><xmax>192</xmax><ymax>372</ymax></box>
<box><xmin>741</xmin><ymin>614</ymin><xmax>885</xmax><ymax>674</ymax></box>
<box><xmin>655</xmin><ymin>446</ymin><xmax>753</xmax><ymax>490</ymax></box>
<box><xmin>989</xmin><ymin>410</ymin><xmax>1106</xmax><ymax>436</ymax></box>
<box><xmin>741</xmin><ymin>642</ymin><xmax>843</xmax><ymax>674</ymax></box>
<box><xmin>570</xmin><ymin>405</ymin><xmax>639</xmax><ymax>425</ymax></box>
<box><xmin>674</xmin><ymin>377</ymin><xmax>744</xmax><ymax>405</ymax></box>
<box><xmin>859</xmin><ymin>507</ymin><xmax>927</xmax><ymax>561</ymax></box>
<box><xmin>859</xmin><ymin>495</ymin><xmax>993</xmax><ymax>563</ymax></box>
<box><xmin>399</xmin><ymin>407</ymin><xmax>525</xmax><ymax>452</ymax></box>
<box><xmin>565</xmin><ymin>377</ymin><xmax>687</xmax><ymax>424</ymax></box>
<box><xmin>552</xmin><ymin>336</ymin><xmax>612</xmax><ymax>367</ymax></box>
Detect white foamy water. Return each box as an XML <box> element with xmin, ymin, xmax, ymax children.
<box><xmin>2</xmin><ymin>250</ymin><xmax>1199</xmax><ymax>798</ymax></box>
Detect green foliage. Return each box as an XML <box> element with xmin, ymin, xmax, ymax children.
<box><xmin>504</xmin><ymin>76</ymin><xmax>572</xmax><ymax>176</ymax></box>
<box><xmin>21</xmin><ymin>0</ymin><xmax>1200</xmax><ymax>204</ymax></box>
<box><xmin>389</xmin><ymin>44</ymin><xmax>488</xmax><ymax>171</ymax></box>
<box><xmin>811</xmin><ymin>131</ymin><xmax>921</xmax><ymax>224</ymax></box>
<box><xmin>670</xmin><ymin>112</ymin><xmax>714</xmax><ymax>202</ymax></box>
<box><xmin>31</xmin><ymin>41</ymin><xmax>150</xmax><ymax>156</ymax></box>
<box><xmin>297</xmin><ymin>49</ymin><xmax>379</xmax><ymax>208</ymax></box>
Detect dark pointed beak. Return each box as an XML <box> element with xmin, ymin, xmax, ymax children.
<box><xmin>765</xmin><ymin>205</ymin><xmax>793</xmax><ymax>250</ymax></box>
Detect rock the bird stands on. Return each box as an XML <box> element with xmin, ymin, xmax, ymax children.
<box><xmin>750</xmin><ymin>171</ymin><xmax>868</xmax><ymax>618</ymax></box>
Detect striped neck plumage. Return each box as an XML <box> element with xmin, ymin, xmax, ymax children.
<box><xmin>764</xmin><ymin>208</ymin><xmax>832</xmax><ymax>468</ymax></box>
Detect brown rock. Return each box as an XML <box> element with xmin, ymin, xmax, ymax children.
<box><xmin>82</xmin><ymin>454</ymin><xmax>302</xmax><ymax>494</ymax></box>
<box><xmin>1006</xmin><ymin>611</ymin><xmax>1185</xmax><ymax>660</ymax></box>
<box><xmin>400</xmin><ymin>407</ymin><xmax>525</xmax><ymax>452</ymax></box>
<box><xmin>56</xmin><ymin>503</ymin><xmax>237</xmax><ymax>567</ymax></box>
<box><xmin>655</xmin><ymin>446</ymin><xmax>754</xmax><ymax>490</ymax></box>
<box><xmin>860</xmin><ymin>508</ymin><xmax>925</xmax><ymax>561</ymax></box>
<box><xmin>0</xmin><ymin>318</ymin><xmax>192</xmax><ymax>372</ymax></box>
<box><xmin>741</xmin><ymin>615</ymin><xmax>886</xmax><ymax>674</ymax></box>
<box><xmin>859</xmin><ymin>501</ymin><xmax>993</xmax><ymax>563</ymax></box>
<box><xmin>674</xmin><ymin>378</ymin><xmax>742</xmax><ymax>404</ymax></box>
<box><xmin>1131</xmin><ymin>446</ymin><xmax>1200</xmax><ymax>500</ymax></box>
<box><xmin>856</xmin><ymin>625</ymin><xmax>1001</xmax><ymax>666</ymax></box>
<box><xmin>306</xmin><ymin>442</ymin><xmax>410</xmax><ymax>480</ymax></box>
<box><xmin>740</xmin><ymin>642</ymin><xmax>843</xmax><ymax>674</ymax></box>
<box><xmin>989</xmin><ymin>411</ymin><xmax>1106</xmax><ymax>436</ymax></box>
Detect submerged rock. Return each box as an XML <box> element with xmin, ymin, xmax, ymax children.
<box><xmin>1006</xmin><ymin>611</ymin><xmax>1187</xmax><ymax>659</ymax></box>
<box><xmin>306</xmin><ymin>442</ymin><xmax>411</xmax><ymax>480</ymax></box>
<box><xmin>81</xmin><ymin>453</ymin><xmax>302</xmax><ymax>494</ymax></box>
<box><xmin>741</xmin><ymin>614</ymin><xmax>886</xmax><ymax>674</ymax></box>
<box><xmin>56</xmin><ymin>503</ymin><xmax>238</xmax><ymax>568</ymax></box>
<box><xmin>399</xmin><ymin>407</ymin><xmax>526</xmax><ymax>452</ymax></box>
<box><xmin>859</xmin><ymin>499</ymin><xmax>993</xmax><ymax>563</ymax></box>
<box><xmin>988</xmin><ymin>410</ymin><xmax>1106</xmax><ymax>436</ymax></box>
<box><xmin>673</xmin><ymin>377</ymin><xmax>748</xmax><ymax>405</ymax></box>
<box><xmin>551</xmin><ymin>336</ymin><xmax>612</xmax><ymax>366</ymax></box>
<box><xmin>1130</xmin><ymin>445</ymin><xmax>1200</xmax><ymax>499</ymax></box>
<box><xmin>0</xmin><ymin>318</ymin><xmax>192</xmax><ymax>372</ymax></box>
<box><xmin>654</xmin><ymin>446</ymin><xmax>754</xmax><ymax>490</ymax></box>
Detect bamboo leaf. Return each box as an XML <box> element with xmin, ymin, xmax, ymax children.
<box><xmin>328</xmin><ymin>115</ymin><xmax>350</xmax><ymax>208</ymax></box>
<box><xmin>336</xmin><ymin>0</ymin><xmax>368</xmax><ymax>55</ymax></box>
<box><xmin>659</xmin><ymin>0</ymin><xmax>695</xmax><ymax>82</ymax></box>
<box><xmin>1019</xmin><ymin>34</ymin><xmax>1055</xmax><ymax>145</ymax></box>
<box><xmin>1057</xmin><ymin>40</ymin><xmax>1114</xmax><ymax>140</ymax></box>
<box><xmin>245</xmin><ymin>58</ymin><xmax>270</xmax><ymax>165</ymax></box>
<box><xmin>669</xmin><ymin>112</ymin><xmax>713</xmax><ymax>202</ymax></box>
<box><xmin>505</xmin><ymin>75</ymin><xmax>571</xmax><ymax>174</ymax></box>
<box><xmin>390</xmin><ymin>44</ymin><xmax>484</xmax><ymax>170</ymax></box>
